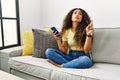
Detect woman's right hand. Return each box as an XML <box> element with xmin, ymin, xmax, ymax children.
<box><xmin>52</xmin><ymin>31</ymin><xmax>61</xmax><ymax>40</ymax></box>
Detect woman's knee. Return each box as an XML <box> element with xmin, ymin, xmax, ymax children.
<box><xmin>79</xmin><ymin>56</ymin><xmax>90</xmax><ymax>61</ymax></box>
<box><xmin>78</xmin><ymin>56</ymin><xmax>93</xmax><ymax>68</ymax></box>
<box><xmin>45</xmin><ymin>48</ymin><xmax>55</xmax><ymax>58</ymax></box>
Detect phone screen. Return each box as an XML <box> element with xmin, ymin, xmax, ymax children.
<box><xmin>51</xmin><ymin>27</ymin><xmax>60</xmax><ymax>36</ymax></box>
<box><xmin>51</xmin><ymin>27</ymin><xmax>59</xmax><ymax>34</ymax></box>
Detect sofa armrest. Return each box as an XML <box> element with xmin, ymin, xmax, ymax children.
<box><xmin>0</xmin><ymin>46</ymin><xmax>23</xmax><ymax>58</ymax></box>
<box><xmin>0</xmin><ymin>46</ymin><xmax>23</xmax><ymax>72</ymax></box>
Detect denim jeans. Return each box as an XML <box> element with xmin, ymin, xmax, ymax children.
<box><xmin>45</xmin><ymin>48</ymin><xmax>93</xmax><ymax>68</ymax></box>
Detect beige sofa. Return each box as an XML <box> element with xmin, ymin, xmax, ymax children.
<box><xmin>1</xmin><ymin>27</ymin><xmax>120</xmax><ymax>80</ymax></box>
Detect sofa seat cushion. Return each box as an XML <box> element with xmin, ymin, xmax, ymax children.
<box><xmin>9</xmin><ymin>56</ymin><xmax>120</xmax><ymax>80</ymax></box>
<box><xmin>51</xmin><ymin>63</ymin><xmax>120</xmax><ymax>80</ymax></box>
<box><xmin>9</xmin><ymin>56</ymin><xmax>58</xmax><ymax>80</ymax></box>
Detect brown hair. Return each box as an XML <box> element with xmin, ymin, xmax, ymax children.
<box><xmin>61</xmin><ymin>8</ymin><xmax>91</xmax><ymax>47</ymax></box>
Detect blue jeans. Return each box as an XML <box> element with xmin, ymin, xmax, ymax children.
<box><xmin>45</xmin><ymin>48</ymin><xmax>93</xmax><ymax>68</ymax></box>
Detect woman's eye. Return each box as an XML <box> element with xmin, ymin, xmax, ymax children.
<box><xmin>74</xmin><ymin>12</ymin><xmax>77</xmax><ymax>14</ymax></box>
<box><xmin>79</xmin><ymin>12</ymin><xmax>82</xmax><ymax>15</ymax></box>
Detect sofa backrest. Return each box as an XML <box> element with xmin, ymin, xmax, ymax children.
<box><xmin>92</xmin><ymin>27</ymin><xmax>120</xmax><ymax>64</ymax></box>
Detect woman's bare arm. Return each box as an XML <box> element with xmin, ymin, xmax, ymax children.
<box><xmin>52</xmin><ymin>32</ymin><xmax>68</xmax><ymax>54</ymax></box>
<box><xmin>57</xmin><ymin>40</ymin><xmax>68</xmax><ymax>53</ymax></box>
<box><xmin>84</xmin><ymin>21</ymin><xmax>94</xmax><ymax>53</ymax></box>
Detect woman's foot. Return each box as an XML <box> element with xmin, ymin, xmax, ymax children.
<box><xmin>47</xmin><ymin>59</ymin><xmax>63</xmax><ymax>68</ymax></box>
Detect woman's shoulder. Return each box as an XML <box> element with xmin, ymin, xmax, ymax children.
<box><xmin>62</xmin><ymin>28</ymin><xmax>71</xmax><ymax>36</ymax></box>
<box><xmin>65</xmin><ymin>28</ymin><xmax>71</xmax><ymax>32</ymax></box>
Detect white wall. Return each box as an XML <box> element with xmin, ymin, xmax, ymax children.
<box><xmin>19</xmin><ymin>0</ymin><xmax>41</xmax><ymax>31</ymax></box>
<box><xmin>40</xmin><ymin>0</ymin><xmax>120</xmax><ymax>29</ymax></box>
<box><xmin>18</xmin><ymin>0</ymin><xmax>42</xmax><ymax>44</ymax></box>
<box><xmin>18</xmin><ymin>0</ymin><xmax>120</xmax><ymax>44</ymax></box>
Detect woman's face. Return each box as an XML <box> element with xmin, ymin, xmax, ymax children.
<box><xmin>71</xmin><ymin>9</ymin><xmax>82</xmax><ymax>23</ymax></box>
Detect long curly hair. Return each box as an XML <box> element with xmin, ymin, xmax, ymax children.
<box><xmin>61</xmin><ymin>8</ymin><xmax>91</xmax><ymax>47</ymax></box>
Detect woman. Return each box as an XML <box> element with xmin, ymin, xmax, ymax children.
<box><xmin>45</xmin><ymin>8</ymin><xmax>93</xmax><ymax>68</ymax></box>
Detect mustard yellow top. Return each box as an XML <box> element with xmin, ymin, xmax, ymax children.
<box><xmin>62</xmin><ymin>28</ymin><xmax>84</xmax><ymax>51</ymax></box>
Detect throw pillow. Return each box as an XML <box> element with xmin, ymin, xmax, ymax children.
<box><xmin>22</xmin><ymin>31</ymin><xmax>33</xmax><ymax>56</ymax></box>
<box><xmin>32</xmin><ymin>29</ymin><xmax>59</xmax><ymax>58</ymax></box>
<box><xmin>44</xmin><ymin>28</ymin><xmax>52</xmax><ymax>32</ymax></box>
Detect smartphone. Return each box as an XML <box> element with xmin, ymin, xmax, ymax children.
<box><xmin>50</xmin><ymin>26</ymin><xmax>60</xmax><ymax>36</ymax></box>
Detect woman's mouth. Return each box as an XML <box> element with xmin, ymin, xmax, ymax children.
<box><xmin>75</xmin><ymin>17</ymin><xmax>79</xmax><ymax>19</ymax></box>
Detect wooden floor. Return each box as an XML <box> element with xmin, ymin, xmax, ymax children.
<box><xmin>0</xmin><ymin>70</ymin><xmax>25</xmax><ymax>80</ymax></box>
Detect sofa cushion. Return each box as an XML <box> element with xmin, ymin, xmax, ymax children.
<box><xmin>9</xmin><ymin>56</ymin><xmax>120</xmax><ymax>80</ymax></box>
<box><xmin>32</xmin><ymin>29</ymin><xmax>59</xmax><ymax>58</ymax></box>
<box><xmin>9</xmin><ymin>56</ymin><xmax>58</xmax><ymax>80</ymax></box>
<box><xmin>92</xmin><ymin>27</ymin><xmax>120</xmax><ymax>64</ymax></box>
<box><xmin>51</xmin><ymin>63</ymin><xmax>120</xmax><ymax>80</ymax></box>
<box><xmin>22</xmin><ymin>31</ymin><xmax>33</xmax><ymax>56</ymax></box>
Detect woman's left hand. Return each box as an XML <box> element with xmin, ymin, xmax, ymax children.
<box><xmin>86</xmin><ymin>20</ymin><xmax>94</xmax><ymax>35</ymax></box>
